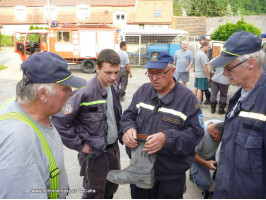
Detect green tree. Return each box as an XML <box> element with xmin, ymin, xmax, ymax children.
<box><xmin>228</xmin><ymin>0</ymin><xmax>266</xmax><ymax>15</ymax></box>
<box><xmin>188</xmin><ymin>0</ymin><xmax>229</xmax><ymax>17</ymax></box>
<box><xmin>210</xmin><ymin>17</ymin><xmax>261</xmax><ymax>41</ymax></box>
<box><xmin>173</xmin><ymin>0</ymin><xmax>182</xmax><ymax>16</ymax></box>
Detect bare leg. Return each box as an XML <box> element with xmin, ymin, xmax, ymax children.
<box><xmin>196</xmin><ymin>89</ymin><xmax>203</xmax><ymax>103</ymax></box>
<box><xmin>193</xmin><ymin>87</ymin><xmax>198</xmax><ymax>97</ymax></box>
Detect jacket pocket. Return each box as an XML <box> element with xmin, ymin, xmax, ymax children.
<box><xmin>235</xmin><ymin>131</ymin><xmax>263</xmax><ymax>174</ymax></box>
<box><xmin>157</xmin><ymin>114</ymin><xmax>181</xmax><ymax>131</ymax></box>
<box><xmin>83</xmin><ymin>112</ymin><xmax>104</xmax><ymax>135</ymax></box>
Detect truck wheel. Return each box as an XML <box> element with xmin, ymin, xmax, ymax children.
<box><xmin>81</xmin><ymin>59</ymin><xmax>96</xmax><ymax>74</ymax></box>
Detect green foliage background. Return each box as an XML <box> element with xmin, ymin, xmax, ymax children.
<box><xmin>0</xmin><ymin>32</ymin><xmax>14</xmax><ymax>47</ymax></box>
<box><xmin>210</xmin><ymin>17</ymin><xmax>261</xmax><ymax>41</ymax></box>
<box><xmin>174</xmin><ymin>0</ymin><xmax>266</xmax><ymax>16</ymax></box>
<box><xmin>0</xmin><ymin>24</ymin><xmax>47</xmax><ymax>47</ymax></box>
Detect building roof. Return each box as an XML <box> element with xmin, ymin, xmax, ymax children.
<box><xmin>0</xmin><ymin>0</ymin><xmax>136</xmax><ymax>7</ymax></box>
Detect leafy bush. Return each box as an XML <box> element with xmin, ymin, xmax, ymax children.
<box><xmin>0</xmin><ymin>32</ymin><xmax>14</xmax><ymax>47</ymax></box>
<box><xmin>0</xmin><ymin>65</ymin><xmax>8</xmax><ymax>71</ymax></box>
<box><xmin>210</xmin><ymin>16</ymin><xmax>261</xmax><ymax>41</ymax></box>
<box><xmin>29</xmin><ymin>24</ymin><xmax>48</xmax><ymax>30</ymax></box>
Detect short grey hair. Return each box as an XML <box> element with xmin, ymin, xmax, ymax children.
<box><xmin>16</xmin><ymin>79</ymin><xmax>56</xmax><ymax>104</ymax></box>
<box><xmin>214</xmin><ymin>122</ymin><xmax>224</xmax><ymax>137</ymax></box>
<box><xmin>238</xmin><ymin>50</ymin><xmax>265</xmax><ymax>68</ymax></box>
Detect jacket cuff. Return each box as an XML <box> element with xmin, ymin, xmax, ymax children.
<box><xmin>122</xmin><ymin>124</ymin><xmax>136</xmax><ymax>135</ymax></box>
<box><xmin>75</xmin><ymin>144</ymin><xmax>84</xmax><ymax>152</ymax></box>
<box><xmin>163</xmin><ymin>130</ymin><xmax>173</xmax><ymax>149</ymax></box>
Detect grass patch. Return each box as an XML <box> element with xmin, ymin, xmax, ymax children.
<box><xmin>0</xmin><ymin>65</ymin><xmax>8</xmax><ymax>71</ymax></box>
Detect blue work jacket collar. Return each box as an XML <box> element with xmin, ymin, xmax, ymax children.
<box><xmin>149</xmin><ymin>80</ymin><xmax>179</xmax><ymax>105</ymax></box>
<box><xmin>231</xmin><ymin>72</ymin><xmax>266</xmax><ymax>111</ymax></box>
<box><xmin>92</xmin><ymin>75</ymin><xmax>108</xmax><ymax>98</ymax></box>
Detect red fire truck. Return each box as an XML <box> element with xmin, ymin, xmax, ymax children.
<box><xmin>14</xmin><ymin>24</ymin><xmax>119</xmax><ymax>73</ymax></box>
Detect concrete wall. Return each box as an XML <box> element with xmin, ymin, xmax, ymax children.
<box><xmin>206</xmin><ymin>15</ymin><xmax>266</xmax><ymax>35</ymax></box>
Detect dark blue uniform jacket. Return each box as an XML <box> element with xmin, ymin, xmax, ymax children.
<box><xmin>120</xmin><ymin>81</ymin><xmax>204</xmax><ymax>180</ymax></box>
<box><xmin>214</xmin><ymin>72</ymin><xmax>266</xmax><ymax>198</ymax></box>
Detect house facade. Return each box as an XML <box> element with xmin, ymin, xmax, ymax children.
<box><xmin>0</xmin><ymin>0</ymin><xmax>173</xmax><ymax>35</ymax></box>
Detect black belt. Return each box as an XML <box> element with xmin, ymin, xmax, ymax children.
<box><xmin>106</xmin><ymin>141</ymin><xmax>117</xmax><ymax>149</ymax></box>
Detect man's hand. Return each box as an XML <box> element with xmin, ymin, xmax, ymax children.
<box><xmin>143</xmin><ymin>132</ymin><xmax>166</xmax><ymax>154</ymax></box>
<box><xmin>207</xmin><ymin>76</ymin><xmax>211</xmax><ymax>82</ymax></box>
<box><xmin>185</xmin><ymin>66</ymin><xmax>190</xmax><ymax>72</ymax></box>
<box><xmin>122</xmin><ymin>128</ymin><xmax>138</xmax><ymax>148</ymax></box>
<box><xmin>82</xmin><ymin>144</ymin><xmax>91</xmax><ymax>154</ymax></box>
<box><xmin>129</xmin><ymin>72</ymin><xmax>133</xmax><ymax>78</ymax></box>
<box><xmin>205</xmin><ymin>160</ymin><xmax>217</xmax><ymax>170</ymax></box>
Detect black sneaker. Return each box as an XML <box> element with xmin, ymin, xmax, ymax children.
<box><xmin>189</xmin><ymin>169</ymin><xmax>194</xmax><ymax>183</ymax></box>
<box><xmin>202</xmin><ymin>191</ymin><xmax>213</xmax><ymax>199</ymax></box>
<box><xmin>204</xmin><ymin>100</ymin><xmax>210</xmax><ymax>105</ymax></box>
<box><xmin>212</xmin><ymin>169</ymin><xmax>217</xmax><ymax>181</ymax></box>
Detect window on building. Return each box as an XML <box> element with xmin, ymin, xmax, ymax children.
<box><xmin>139</xmin><ymin>24</ymin><xmax>144</xmax><ymax>29</ymax></box>
<box><xmin>116</xmin><ymin>14</ymin><xmax>125</xmax><ymax>21</ymax></box>
<box><xmin>56</xmin><ymin>31</ymin><xmax>70</xmax><ymax>43</ymax></box>
<box><xmin>113</xmin><ymin>11</ymin><xmax>127</xmax><ymax>27</ymax></box>
<box><xmin>77</xmin><ymin>4</ymin><xmax>90</xmax><ymax>20</ymax></box>
<box><xmin>14</xmin><ymin>6</ymin><xmax>27</xmax><ymax>20</ymax></box>
<box><xmin>154</xmin><ymin>10</ymin><xmax>162</xmax><ymax>17</ymax></box>
<box><xmin>45</xmin><ymin>5</ymin><xmax>57</xmax><ymax>20</ymax></box>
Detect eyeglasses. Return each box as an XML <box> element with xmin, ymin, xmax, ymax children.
<box><xmin>224</xmin><ymin>59</ymin><xmax>249</xmax><ymax>72</ymax></box>
<box><xmin>145</xmin><ymin>67</ymin><xmax>173</xmax><ymax>78</ymax></box>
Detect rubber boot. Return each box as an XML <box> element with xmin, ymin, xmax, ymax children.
<box><xmin>107</xmin><ymin>139</ymin><xmax>156</xmax><ymax>189</ymax></box>
<box><xmin>218</xmin><ymin>102</ymin><xmax>226</xmax><ymax>115</ymax></box>
<box><xmin>210</xmin><ymin>101</ymin><xmax>217</xmax><ymax>114</ymax></box>
<box><xmin>204</xmin><ymin>90</ymin><xmax>211</xmax><ymax>105</ymax></box>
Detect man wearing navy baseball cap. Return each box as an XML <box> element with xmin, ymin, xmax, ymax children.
<box><xmin>0</xmin><ymin>51</ymin><xmax>86</xmax><ymax>198</ymax></box>
<box><xmin>113</xmin><ymin>51</ymin><xmax>204</xmax><ymax>198</ymax></box>
<box><xmin>209</xmin><ymin>31</ymin><xmax>266</xmax><ymax>199</ymax></box>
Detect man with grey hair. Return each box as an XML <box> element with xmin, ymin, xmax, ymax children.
<box><xmin>0</xmin><ymin>52</ymin><xmax>86</xmax><ymax>198</ymax></box>
<box><xmin>209</xmin><ymin>30</ymin><xmax>266</xmax><ymax>198</ymax></box>
<box><xmin>173</xmin><ymin>41</ymin><xmax>194</xmax><ymax>86</ymax></box>
<box><xmin>108</xmin><ymin>51</ymin><xmax>204</xmax><ymax>199</ymax></box>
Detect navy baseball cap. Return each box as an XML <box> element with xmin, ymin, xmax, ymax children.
<box><xmin>143</xmin><ymin>51</ymin><xmax>174</xmax><ymax>69</ymax></box>
<box><xmin>198</xmin><ymin>36</ymin><xmax>206</xmax><ymax>41</ymax></box>
<box><xmin>21</xmin><ymin>52</ymin><xmax>87</xmax><ymax>88</ymax></box>
<box><xmin>210</xmin><ymin>31</ymin><xmax>262</xmax><ymax>68</ymax></box>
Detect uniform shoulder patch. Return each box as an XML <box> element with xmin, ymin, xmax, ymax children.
<box><xmin>62</xmin><ymin>102</ymin><xmax>73</xmax><ymax>114</ymax></box>
<box><xmin>198</xmin><ymin>113</ymin><xmax>204</xmax><ymax>128</ymax></box>
<box><xmin>195</xmin><ymin>103</ymin><xmax>200</xmax><ymax>109</ymax></box>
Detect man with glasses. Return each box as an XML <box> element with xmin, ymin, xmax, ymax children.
<box><xmin>119</xmin><ymin>51</ymin><xmax>204</xmax><ymax>198</ymax></box>
<box><xmin>209</xmin><ymin>31</ymin><xmax>266</xmax><ymax>198</ymax></box>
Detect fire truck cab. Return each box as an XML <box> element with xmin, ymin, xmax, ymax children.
<box><xmin>14</xmin><ymin>24</ymin><xmax>119</xmax><ymax>73</ymax></box>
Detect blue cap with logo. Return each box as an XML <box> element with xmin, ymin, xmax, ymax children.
<box><xmin>209</xmin><ymin>31</ymin><xmax>262</xmax><ymax>68</ymax></box>
<box><xmin>198</xmin><ymin>35</ymin><xmax>206</xmax><ymax>41</ymax></box>
<box><xmin>21</xmin><ymin>51</ymin><xmax>87</xmax><ymax>88</ymax></box>
<box><xmin>143</xmin><ymin>51</ymin><xmax>174</xmax><ymax>69</ymax></box>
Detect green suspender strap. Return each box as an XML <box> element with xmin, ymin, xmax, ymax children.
<box><xmin>0</xmin><ymin>112</ymin><xmax>60</xmax><ymax>199</ymax></box>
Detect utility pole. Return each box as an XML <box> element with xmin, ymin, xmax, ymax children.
<box><xmin>76</xmin><ymin>0</ymin><xmax>78</xmax><ymax>25</ymax></box>
<box><xmin>47</xmin><ymin>0</ymin><xmax>51</xmax><ymax>27</ymax></box>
